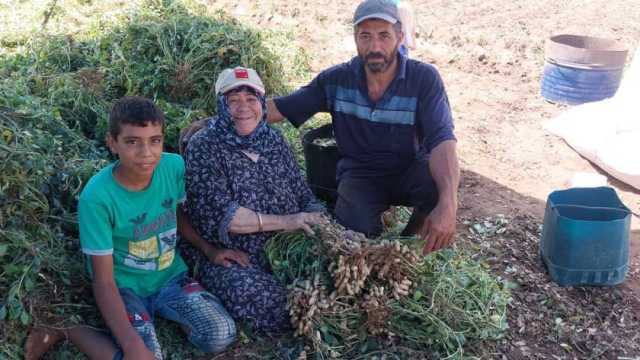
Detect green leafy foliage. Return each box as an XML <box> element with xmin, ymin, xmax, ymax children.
<box><xmin>265</xmin><ymin>229</ymin><xmax>511</xmax><ymax>359</ymax></box>
<box><xmin>0</xmin><ymin>0</ymin><xmax>308</xmax><ymax>150</ymax></box>
<box><xmin>0</xmin><ymin>108</ymin><xmax>105</xmax><ymax>355</ymax></box>
<box><xmin>0</xmin><ymin>1</ymin><xmax>310</xmax><ymax>356</ymax></box>
<box><xmin>388</xmin><ymin>249</ymin><xmax>511</xmax><ymax>357</ymax></box>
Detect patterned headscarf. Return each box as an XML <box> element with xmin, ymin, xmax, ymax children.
<box><xmin>208</xmin><ymin>87</ymin><xmax>274</xmax><ymax>154</ymax></box>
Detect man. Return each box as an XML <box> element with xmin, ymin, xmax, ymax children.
<box><xmin>267</xmin><ymin>0</ymin><xmax>459</xmax><ymax>254</ymax></box>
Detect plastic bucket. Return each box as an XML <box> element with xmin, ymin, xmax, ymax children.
<box><xmin>301</xmin><ymin>123</ymin><xmax>340</xmax><ymax>204</ymax></box>
<box><xmin>540</xmin><ymin>187</ymin><xmax>631</xmax><ymax>286</ymax></box>
<box><xmin>541</xmin><ymin>34</ymin><xmax>628</xmax><ymax>105</ymax></box>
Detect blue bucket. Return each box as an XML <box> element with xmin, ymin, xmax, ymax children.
<box><xmin>540</xmin><ymin>187</ymin><xmax>631</xmax><ymax>287</ymax></box>
<box><xmin>541</xmin><ymin>35</ymin><xmax>628</xmax><ymax>105</ymax></box>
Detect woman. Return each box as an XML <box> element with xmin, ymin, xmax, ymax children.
<box><xmin>180</xmin><ymin>67</ymin><xmax>324</xmax><ymax>333</ymax></box>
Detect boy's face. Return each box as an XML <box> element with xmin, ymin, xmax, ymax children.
<box><xmin>107</xmin><ymin>122</ymin><xmax>164</xmax><ymax>181</ymax></box>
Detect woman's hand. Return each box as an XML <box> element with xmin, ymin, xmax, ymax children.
<box><xmin>206</xmin><ymin>247</ymin><xmax>250</xmax><ymax>268</ymax></box>
<box><xmin>283</xmin><ymin>212</ymin><xmax>324</xmax><ymax>235</ymax></box>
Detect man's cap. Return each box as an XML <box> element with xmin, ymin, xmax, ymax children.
<box><xmin>215</xmin><ymin>67</ymin><xmax>265</xmax><ymax>96</ymax></box>
<box><xmin>353</xmin><ymin>0</ymin><xmax>400</xmax><ymax>26</ymax></box>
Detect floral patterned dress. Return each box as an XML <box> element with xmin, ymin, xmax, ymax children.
<box><xmin>181</xmin><ymin>117</ymin><xmax>323</xmax><ymax>333</ymax></box>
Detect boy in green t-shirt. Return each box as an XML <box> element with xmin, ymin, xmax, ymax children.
<box><xmin>26</xmin><ymin>97</ymin><xmax>248</xmax><ymax>360</ymax></box>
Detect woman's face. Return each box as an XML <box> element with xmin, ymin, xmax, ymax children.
<box><xmin>226</xmin><ymin>89</ymin><xmax>262</xmax><ymax>136</ymax></box>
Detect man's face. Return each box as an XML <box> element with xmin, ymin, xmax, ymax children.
<box><xmin>355</xmin><ymin>19</ymin><xmax>403</xmax><ymax>74</ymax></box>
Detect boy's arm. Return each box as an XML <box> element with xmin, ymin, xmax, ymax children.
<box><xmin>91</xmin><ymin>255</ymin><xmax>155</xmax><ymax>360</ymax></box>
<box><xmin>177</xmin><ymin>205</ymin><xmax>250</xmax><ymax>268</ymax></box>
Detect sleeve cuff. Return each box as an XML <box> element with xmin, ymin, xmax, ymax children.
<box><xmin>82</xmin><ymin>248</ymin><xmax>113</xmax><ymax>256</ymax></box>
<box><xmin>273</xmin><ymin>97</ymin><xmax>306</xmax><ymax>128</ymax></box>
<box><xmin>426</xmin><ymin>133</ymin><xmax>457</xmax><ymax>153</ymax></box>
<box><xmin>217</xmin><ymin>201</ymin><xmax>240</xmax><ymax>244</ymax></box>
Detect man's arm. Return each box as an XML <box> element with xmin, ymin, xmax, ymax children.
<box><xmin>265</xmin><ymin>73</ymin><xmax>329</xmax><ymax>127</ymax></box>
<box><xmin>91</xmin><ymin>255</ymin><xmax>154</xmax><ymax>359</ymax></box>
<box><xmin>266</xmin><ymin>99</ymin><xmax>285</xmax><ymax>124</ymax></box>
<box><xmin>420</xmin><ymin>140</ymin><xmax>460</xmax><ymax>254</ymax></box>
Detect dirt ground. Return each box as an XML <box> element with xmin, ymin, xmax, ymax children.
<box><xmin>201</xmin><ymin>0</ymin><xmax>640</xmax><ymax>358</ymax></box>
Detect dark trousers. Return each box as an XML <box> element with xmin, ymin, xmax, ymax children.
<box><xmin>335</xmin><ymin>159</ymin><xmax>439</xmax><ymax>237</ymax></box>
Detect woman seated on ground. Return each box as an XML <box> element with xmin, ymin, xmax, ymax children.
<box><xmin>180</xmin><ymin>67</ymin><xmax>325</xmax><ymax>333</ymax></box>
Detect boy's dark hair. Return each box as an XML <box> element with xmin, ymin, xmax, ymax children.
<box><xmin>108</xmin><ymin>96</ymin><xmax>165</xmax><ymax>139</ymax></box>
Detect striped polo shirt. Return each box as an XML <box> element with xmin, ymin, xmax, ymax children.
<box><xmin>274</xmin><ymin>53</ymin><xmax>455</xmax><ymax>179</ymax></box>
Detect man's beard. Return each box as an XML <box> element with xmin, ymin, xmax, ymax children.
<box><xmin>363</xmin><ymin>48</ymin><xmax>398</xmax><ymax>73</ymax></box>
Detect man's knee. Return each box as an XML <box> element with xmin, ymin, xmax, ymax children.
<box><xmin>335</xmin><ymin>178</ymin><xmax>386</xmax><ymax>237</ymax></box>
<box><xmin>335</xmin><ymin>203</ymin><xmax>384</xmax><ymax>238</ymax></box>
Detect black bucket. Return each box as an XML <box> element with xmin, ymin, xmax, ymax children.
<box><xmin>302</xmin><ymin>123</ymin><xmax>340</xmax><ymax>204</ymax></box>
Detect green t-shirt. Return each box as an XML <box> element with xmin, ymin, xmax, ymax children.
<box><xmin>78</xmin><ymin>152</ymin><xmax>188</xmax><ymax>297</ymax></box>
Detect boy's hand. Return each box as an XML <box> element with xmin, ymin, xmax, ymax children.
<box><xmin>122</xmin><ymin>339</ymin><xmax>155</xmax><ymax>360</ymax></box>
<box><xmin>207</xmin><ymin>248</ymin><xmax>250</xmax><ymax>268</ymax></box>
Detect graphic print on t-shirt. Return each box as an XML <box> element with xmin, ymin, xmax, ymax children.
<box><xmin>124</xmin><ymin>198</ymin><xmax>177</xmax><ymax>271</ymax></box>
<box><xmin>128</xmin><ymin>236</ymin><xmax>159</xmax><ymax>259</ymax></box>
<box><xmin>158</xmin><ymin>250</ymin><xmax>175</xmax><ymax>270</ymax></box>
<box><xmin>123</xmin><ymin>255</ymin><xmax>158</xmax><ymax>271</ymax></box>
<box><xmin>159</xmin><ymin>228</ymin><xmax>177</xmax><ymax>253</ymax></box>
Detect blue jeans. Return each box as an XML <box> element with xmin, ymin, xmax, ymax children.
<box><xmin>112</xmin><ymin>272</ymin><xmax>236</xmax><ymax>360</ymax></box>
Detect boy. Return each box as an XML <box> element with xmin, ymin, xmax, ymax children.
<box><xmin>26</xmin><ymin>96</ymin><xmax>239</xmax><ymax>359</ymax></box>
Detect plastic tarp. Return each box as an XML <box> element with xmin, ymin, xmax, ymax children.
<box><xmin>543</xmin><ymin>48</ymin><xmax>640</xmax><ymax>190</ymax></box>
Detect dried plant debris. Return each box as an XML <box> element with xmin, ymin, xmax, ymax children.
<box><xmin>265</xmin><ymin>219</ymin><xmax>511</xmax><ymax>358</ymax></box>
<box><xmin>461</xmin><ymin>214</ymin><xmax>640</xmax><ymax>358</ymax></box>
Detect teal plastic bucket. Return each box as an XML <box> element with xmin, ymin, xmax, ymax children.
<box><xmin>540</xmin><ymin>187</ymin><xmax>631</xmax><ymax>286</ymax></box>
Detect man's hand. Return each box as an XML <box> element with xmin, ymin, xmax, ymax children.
<box><xmin>122</xmin><ymin>339</ymin><xmax>155</xmax><ymax>360</ymax></box>
<box><xmin>419</xmin><ymin>201</ymin><xmax>457</xmax><ymax>255</ymax></box>
<box><xmin>284</xmin><ymin>212</ymin><xmax>324</xmax><ymax>235</ymax></box>
<box><xmin>422</xmin><ymin>140</ymin><xmax>459</xmax><ymax>255</ymax></box>
<box><xmin>207</xmin><ymin>248</ymin><xmax>250</xmax><ymax>268</ymax></box>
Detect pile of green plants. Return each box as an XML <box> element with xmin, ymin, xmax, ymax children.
<box><xmin>265</xmin><ymin>221</ymin><xmax>512</xmax><ymax>359</ymax></box>
<box><xmin>0</xmin><ymin>0</ymin><xmax>307</xmax><ymax>150</ymax></box>
<box><xmin>0</xmin><ymin>0</ymin><xmax>309</xmax><ymax>357</ymax></box>
<box><xmin>0</xmin><ymin>108</ymin><xmax>106</xmax><ymax>356</ymax></box>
